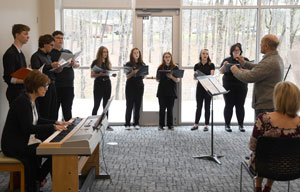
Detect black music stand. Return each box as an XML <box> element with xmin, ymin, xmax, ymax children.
<box><xmin>193</xmin><ymin>76</ymin><xmax>229</xmax><ymax>165</ymax></box>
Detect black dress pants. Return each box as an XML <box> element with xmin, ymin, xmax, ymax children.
<box><xmin>92</xmin><ymin>79</ymin><xmax>111</xmax><ymax>116</ymax></box>
<box><xmin>195</xmin><ymin>85</ymin><xmax>211</xmax><ymax>125</ymax></box>
<box><xmin>125</xmin><ymin>83</ymin><xmax>144</xmax><ymax>126</ymax></box>
<box><xmin>223</xmin><ymin>85</ymin><xmax>247</xmax><ymax>126</ymax></box>
<box><xmin>37</xmin><ymin>83</ymin><xmax>58</xmax><ymax>121</ymax></box>
<box><xmin>6</xmin><ymin>87</ymin><xmax>24</xmax><ymax>107</ymax></box>
<box><xmin>56</xmin><ymin>87</ymin><xmax>74</xmax><ymax>121</ymax></box>
<box><xmin>158</xmin><ymin>96</ymin><xmax>175</xmax><ymax>127</ymax></box>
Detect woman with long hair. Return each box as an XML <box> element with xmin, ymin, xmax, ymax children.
<box><xmin>191</xmin><ymin>49</ymin><xmax>215</xmax><ymax>131</ymax></box>
<box><xmin>91</xmin><ymin>46</ymin><xmax>116</xmax><ymax>131</ymax></box>
<box><xmin>124</xmin><ymin>48</ymin><xmax>145</xmax><ymax>130</ymax></box>
<box><xmin>156</xmin><ymin>52</ymin><xmax>180</xmax><ymax>131</ymax></box>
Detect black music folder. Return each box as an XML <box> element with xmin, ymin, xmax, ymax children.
<box><xmin>92</xmin><ymin>65</ymin><xmax>118</xmax><ymax>76</ymax></box>
<box><xmin>171</xmin><ymin>69</ymin><xmax>184</xmax><ymax>78</ymax></box>
<box><xmin>123</xmin><ymin>65</ymin><xmax>149</xmax><ymax>77</ymax></box>
<box><xmin>225</xmin><ymin>63</ymin><xmax>240</xmax><ymax>73</ymax></box>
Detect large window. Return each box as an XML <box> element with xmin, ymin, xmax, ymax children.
<box><xmin>181</xmin><ymin>8</ymin><xmax>257</xmax><ymax>123</ymax></box>
<box><xmin>182</xmin><ymin>0</ymin><xmax>257</xmax><ymax>6</ymax></box>
<box><xmin>181</xmin><ymin>1</ymin><xmax>300</xmax><ymax>124</ymax></box>
<box><xmin>63</xmin><ymin>9</ymin><xmax>133</xmax><ymax>122</ymax></box>
<box><xmin>62</xmin><ymin>1</ymin><xmax>300</xmax><ymax>124</ymax></box>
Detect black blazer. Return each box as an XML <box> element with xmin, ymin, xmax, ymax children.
<box><xmin>2</xmin><ymin>44</ymin><xmax>26</xmax><ymax>89</ymax></box>
<box><xmin>1</xmin><ymin>92</ymin><xmax>55</xmax><ymax>156</ymax></box>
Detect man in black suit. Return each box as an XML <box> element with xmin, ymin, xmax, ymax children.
<box><xmin>2</xmin><ymin>24</ymin><xmax>30</xmax><ymax>106</ymax></box>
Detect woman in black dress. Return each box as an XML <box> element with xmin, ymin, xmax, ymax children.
<box><xmin>91</xmin><ymin>46</ymin><xmax>116</xmax><ymax>131</ymax></box>
<box><xmin>191</xmin><ymin>49</ymin><xmax>215</xmax><ymax>131</ymax></box>
<box><xmin>219</xmin><ymin>43</ymin><xmax>249</xmax><ymax>132</ymax></box>
<box><xmin>1</xmin><ymin>70</ymin><xmax>69</xmax><ymax>192</ymax></box>
<box><xmin>156</xmin><ymin>52</ymin><xmax>180</xmax><ymax>131</ymax></box>
<box><xmin>124</xmin><ymin>48</ymin><xmax>145</xmax><ymax>130</ymax></box>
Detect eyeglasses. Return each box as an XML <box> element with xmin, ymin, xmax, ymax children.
<box><xmin>55</xmin><ymin>37</ymin><xmax>64</xmax><ymax>40</ymax></box>
<box><xmin>43</xmin><ymin>85</ymin><xmax>49</xmax><ymax>89</ymax></box>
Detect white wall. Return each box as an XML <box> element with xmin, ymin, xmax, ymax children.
<box><xmin>0</xmin><ymin>0</ymin><xmax>43</xmax><ymax>149</ymax></box>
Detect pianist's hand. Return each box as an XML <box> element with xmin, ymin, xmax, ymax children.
<box><xmin>55</xmin><ymin>125</ymin><xmax>67</xmax><ymax>131</ymax></box>
<box><xmin>56</xmin><ymin>121</ymin><xmax>72</xmax><ymax>126</ymax></box>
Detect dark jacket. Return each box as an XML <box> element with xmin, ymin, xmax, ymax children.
<box><xmin>31</xmin><ymin>49</ymin><xmax>56</xmax><ymax>82</ymax></box>
<box><xmin>1</xmin><ymin>92</ymin><xmax>55</xmax><ymax>156</ymax></box>
<box><xmin>2</xmin><ymin>44</ymin><xmax>26</xmax><ymax>89</ymax></box>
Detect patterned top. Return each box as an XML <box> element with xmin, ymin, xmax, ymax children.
<box><xmin>248</xmin><ymin>112</ymin><xmax>300</xmax><ymax>167</ymax></box>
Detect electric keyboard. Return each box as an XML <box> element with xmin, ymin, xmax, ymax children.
<box><xmin>37</xmin><ymin>115</ymin><xmax>108</xmax><ymax>155</ymax></box>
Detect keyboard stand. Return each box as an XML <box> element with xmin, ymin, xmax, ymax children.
<box><xmin>52</xmin><ymin>144</ymin><xmax>100</xmax><ymax>192</ymax></box>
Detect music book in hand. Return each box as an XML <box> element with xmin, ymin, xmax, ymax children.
<box><xmin>135</xmin><ymin>65</ymin><xmax>149</xmax><ymax>77</ymax></box>
<box><xmin>123</xmin><ymin>65</ymin><xmax>149</xmax><ymax>77</ymax></box>
<box><xmin>92</xmin><ymin>65</ymin><xmax>118</xmax><ymax>76</ymax></box>
<box><xmin>225</xmin><ymin>63</ymin><xmax>240</xmax><ymax>73</ymax></box>
<box><xmin>171</xmin><ymin>69</ymin><xmax>184</xmax><ymax>78</ymax></box>
<box><xmin>10</xmin><ymin>67</ymin><xmax>32</xmax><ymax>80</ymax></box>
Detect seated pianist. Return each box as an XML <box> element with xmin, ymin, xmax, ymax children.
<box><xmin>1</xmin><ymin>70</ymin><xmax>70</xmax><ymax>192</ymax></box>
<box><xmin>248</xmin><ymin>81</ymin><xmax>300</xmax><ymax>192</ymax></box>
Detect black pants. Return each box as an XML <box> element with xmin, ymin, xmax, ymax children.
<box><xmin>56</xmin><ymin>87</ymin><xmax>74</xmax><ymax>121</ymax></box>
<box><xmin>37</xmin><ymin>83</ymin><xmax>58</xmax><ymax>121</ymax></box>
<box><xmin>195</xmin><ymin>85</ymin><xmax>211</xmax><ymax>125</ymax></box>
<box><xmin>92</xmin><ymin>79</ymin><xmax>111</xmax><ymax>116</ymax></box>
<box><xmin>6</xmin><ymin>87</ymin><xmax>24</xmax><ymax>107</ymax></box>
<box><xmin>158</xmin><ymin>96</ymin><xmax>175</xmax><ymax>127</ymax></box>
<box><xmin>223</xmin><ymin>85</ymin><xmax>247</xmax><ymax>126</ymax></box>
<box><xmin>125</xmin><ymin>84</ymin><xmax>144</xmax><ymax>126</ymax></box>
<box><xmin>3</xmin><ymin>144</ymin><xmax>51</xmax><ymax>192</ymax></box>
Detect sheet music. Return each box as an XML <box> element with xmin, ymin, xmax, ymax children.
<box><xmin>199</xmin><ymin>78</ymin><xmax>219</xmax><ymax>95</ymax></box>
<box><xmin>72</xmin><ymin>50</ymin><xmax>82</xmax><ymax>60</ymax></box>
<box><xmin>199</xmin><ymin>77</ymin><xmax>228</xmax><ymax>96</ymax></box>
<box><xmin>209</xmin><ymin>78</ymin><xmax>227</xmax><ymax>93</ymax></box>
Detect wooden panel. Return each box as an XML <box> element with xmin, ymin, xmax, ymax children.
<box><xmin>81</xmin><ymin>144</ymin><xmax>100</xmax><ymax>176</ymax></box>
<box><xmin>52</xmin><ymin>155</ymin><xmax>78</xmax><ymax>192</ymax></box>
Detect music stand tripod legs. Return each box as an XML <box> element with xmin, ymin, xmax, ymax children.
<box><xmin>193</xmin><ymin>95</ymin><xmax>223</xmax><ymax>165</ymax></box>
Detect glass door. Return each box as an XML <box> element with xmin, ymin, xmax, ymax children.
<box><xmin>135</xmin><ymin>10</ymin><xmax>180</xmax><ymax>125</ymax></box>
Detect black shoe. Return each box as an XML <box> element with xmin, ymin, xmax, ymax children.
<box><xmin>203</xmin><ymin>126</ymin><xmax>208</xmax><ymax>132</ymax></box>
<box><xmin>158</xmin><ymin>126</ymin><xmax>164</xmax><ymax>131</ymax></box>
<box><xmin>168</xmin><ymin>126</ymin><xmax>174</xmax><ymax>131</ymax></box>
<box><xmin>239</xmin><ymin>125</ymin><xmax>245</xmax><ymax>132</ymax></box>
<box><xmin>191</xmin><ymin>126</ymin><xmax>198</xmax><ymax>131</ymax></box>
<box><xmin>106</xmin><ymin>126</ymin><xmax>114</xmax><ymax>131</ymax></box>
<box><xmin>225</xmin><ymin>125</ymin><xmax>232</xmax><ymax>132</ymax></box>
